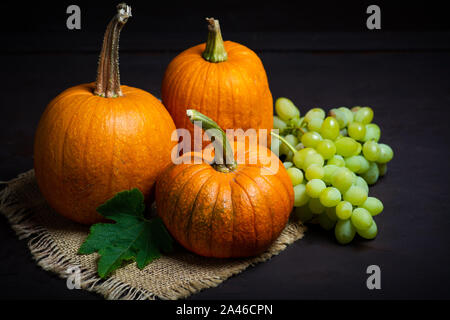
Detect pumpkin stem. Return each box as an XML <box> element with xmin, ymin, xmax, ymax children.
<box><xmin>202</xmin><ymin>18</ymin><xmax>228</xmax><ymax>63</ymax></box>
<box><xmin>94</xmin><ymin>3</ymin><xmax>131</xmax><ymax>98</ymax></box>
<box><xmin>187</xmin><ymin>109</ymin><xmax>236</xmax><ymax>172</ymax></box>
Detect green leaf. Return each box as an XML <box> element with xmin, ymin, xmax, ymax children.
<box><xmin>78</xmin><ymin>188</ymin><xmax>174</xmax><ymax>278</ymax></box>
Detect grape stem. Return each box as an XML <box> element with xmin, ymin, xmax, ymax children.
<box><xmin>298</xmin><ymin>126</ymin><xmax>307</xmax><ymax>135</ymax></box>
<box><xmin>271</xmin><ymin>131</ymin><xmax>297</xmax><ymax>154</ymax></box>
<box><xmin>295</xmin><ymin>118</ymin><xmax>307</xmax><ymax>135</ymax></box>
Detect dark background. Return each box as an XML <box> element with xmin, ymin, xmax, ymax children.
<box><xmin>1</xmin><ymin>0</ymin><xmax>450</xmax><ymax>299</ymax></box>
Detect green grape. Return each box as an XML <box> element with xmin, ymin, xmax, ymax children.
<box><xmin>308</xmin><ymin>198</ymin><xmax>325</xmax><ymax>214</ymax></box>
<box><xmin>345</xmin><ymin>155</ymin><xmax>369</xmax><ymax>174</ymax></box>
<box><xmin>343</xmin><ymin>185</ymin><xmax>368</xmax><ymax>206</ymax></box>
<box><xmin>319</xmin><ymin>187</ymin><xmax>342</xmax><ymax>207</ymax></box>
<box><xmin>377</xmin><ymin>143</ymin><xmax>394</xmax><ymax>163</ymax></box>
<box><xmin>331</xmin><ymin>167</ymin><xmax>355</xmax><ymax>192</ymax></box>
<box><xmin>307</xmin><ymin>117</ymin><xmax>323</xmax><ymax>132</ymax></box>
<box><xmin>285</xmin><ymin>152</ymin><xmax>294</xmax><ymax>162</ymax></box>
<box><xmin>304</xmin><ymin>108</ymin><xmax>325</xmax><ymax>123</ymax></box>
<box><xmin>303</xmin><ymin>152</ymin><xmax>324</xmax><ymax>170</ymax></box>
<box><xmin>271</xmin><ymin>136</ymin><xmax>282</xmax><ymax>156</ymax></box>
<box><xmin>335</xmin><ymin>137</ymin><xmax>359</xmax><ymax>157</ymax></box>
<box><xmin>353</xmin><ymin>142</ymin><xmax>362</xmax><ymax>156</ymax></box>
<box><xmin>306</xmin><ymin>179</ymin><xmax>327</xmax><ymax>198</ymax></box>
<box><xmin>293</xmin><ymin>148</ymin><xmax>316</xmax><ymax>168</ymax></box>
<box><xmin>327</xmin><ymin>155</ymin><xmax>345</xmax><ymax>167</ymax></box>
<box><xmin>351</xmin><ymin>106</ymin><xmax>361</xmax><ymax>113</ymax></box>
<box><xmin>279</xmin><ymin>134</ymin><xmax>298</xmax><ymax>156</ymax></box>
<box><xmin>285</xmin><ymin>151</ymin><xmax>294</xmax><ymax>162</ymax></box>
<box><xmin>294</xmin><ymin>205</ymin><xmax>314</xmax><ymax>223</ymax></box>
<box><xmin>345</xmin><ymin>156</ymin><xmax>362</xmax><ymax>173</ymax></box>
<box><xmin>323</xmin><ymin>164</ymin><xmax>339</xmax><ymax>184</ymax></box>
<box><xmin>378</xmin><ymin>163</ymin><xmax>387</xmax><ymax>176</ymax></box>
<box><xmin>301</xmin><ymin>131</ymin><xmax>323</xmax><ymax>148</ymax></box>
<box><xmin>294</xmin><ymin>184</ymin><xmax>310</xmax><ymax>207</ymax></box>
<box><xmin>357</xmin><ymin>155</ymin><xmax>370</xmax><ymax>173</ymax></box>
<box><xmin>316</xmin><ymin>139</ymin><xmax>336</xmax><ymax>160</ymax></box>
<box><xmin>325</xmin><ymin>206</ymin><xmax>338</xmax><ymax>221</ymax></box>
<box><xmin>287</xmin><ymin>167</ymin><xmax>304</xmax><ymax>186</ymax></box>
<box><xmin>363</xmin><ymin>123</ymin><xmax>381</xmax><ymax>142</ymax></box>
<box><xmin>270</xmin><ymin>134</ymin><xmax>284</xmax><ymax>157</ymax></box>
<box><xmin>318</xmin><ymin>212</ymin><xmax>336</xmax><ymax>231</ymax></box>
<box><xmin>336</xmin><ymin>201</ymin><xmax>353</xmax><ymax>220</ymax></box>
<box><xmin>305</xmin><ymin>164</ymin><xmax>325</xmax><ymax>180</ymax></box>
<box><xmin>362</xmin><ymin>140</ymin><xmax>380</xmax><ymax>161</ymax></box>
<box><xmin>295</xmin><ymin>142</ymin><xmax>304</xmax><ymax>150</ymax></box>
<box><xmin>361</xmin><ymin>197</ymin><xmax>383</xmax><ymax>216</ymax></box>
<box><xmin>329</xmin><ymin>108</ymin><xmax>348</xmax><ymax>129</ymax></box>
<box><xmin>275</xmin><ymin>97</ymin><xmax>299</xmax><ymax>121</ymax></box>
<box><xmin>361</xmin><ymin>161</ymin><xmax>379</xmax><ymax>185</ymax></box>
<box><xmin>273</xmin><ymin>116</ymin><xmax>288</xmax><ymax>134</ymax></box>
<box><xmin>283</xmin><ymin>161</ymin><xmax>294</xmax><ymax>169</ymax></box>
<box><xmin>320</xmin><ymin>117</ymin><xmax>340</xmax><ymax>140</ymax></box>
<box><xmin>286</xmin><ymin>150</ymin><xmax>297</xmax><ymax>162</ymax></box>
<box><xmin>347</xmin><ymin>122</ymin><xmax>366</xmax><ymax>141</ymax></box>
<box><xmin>339</xmin><ymin>128</ymin><xmax>348</xmax><ymax>137</ymax></box>
<box><xmin>354</xmin><ymin>176</ymin><xmax>369</xmax><ymax>193</ymax></box>
<box><xmin>289</xmin><ymin>117</ymin><xmax>302</xmax><ymax>128</ymax></box>
<box><xmin>354</xmin><ymin>106</ymin><xmax>374</xmax><ymax>124</ymax></box>
<box><xmin>357</xmin><ymin>220</ymin><xmax>378</xmax><ymax>239</ymax></box>
<box><xmin>338</xmin><ymin>107</ymin><xmax>354</xmax><ymax>124</ymax></box>
<box><xmin>351</xmin><ymin>207</ymin><xmax>373</xmax><ymax>230</ymax></box>
<box><xmin>335</xmin><ymin>219</ymin><xmax>356</xmax><ymax>245</ymax></box>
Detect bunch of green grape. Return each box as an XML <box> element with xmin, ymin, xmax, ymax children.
<box><xmin>272</xmin><ymin>97</ymin><xmax>394</xmax><ymax>244</ymax></box>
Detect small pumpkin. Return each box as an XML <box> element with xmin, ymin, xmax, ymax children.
<box><xmin>161</xmin><ymin>18</ymin><xmax>273</xmax><ymax>148</ymax></box>
<box><xmin>156</xmin><ymin>110</ymin><xmax>293</xmax><ymax>258</ymax></box>
<box><xmin>34</xmin><ymin>4</ymin><xmax>176</xmax><ymax>224</ymax></box>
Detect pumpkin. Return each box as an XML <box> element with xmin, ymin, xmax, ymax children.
<box><xmin>34</xmin><ymin>4</ymin><xmax>176</xmax><ymax>225</ymax></box>
<box><xmin>155</xmin><ymin>110</ymin><xmax>293</xmax><ymax>258</ymax></box>
<box><xmin>161</xmin><ymin>18</ymin><xmax>273</xmax><ymax>149</ymax></box>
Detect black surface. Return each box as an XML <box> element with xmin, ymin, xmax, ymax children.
<box><xmin>1</xmin><ymin>1</ymin><xmax>450</xmax><ymax>300</ymax></box>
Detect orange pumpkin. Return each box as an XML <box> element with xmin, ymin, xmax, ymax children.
<box><xmin>161</xmin><ymin>18</ymin><xmax>273</xmax><ymax>149</ymax></box>
<box><xmin>34</xmin><ymin>4</ymin><xmax>176</xmax><ymax>225</ymax></box>
<box><xmin>156</xmin><ymin>110</ymin><xmax>293</xmax><ymax>258</ymax></box>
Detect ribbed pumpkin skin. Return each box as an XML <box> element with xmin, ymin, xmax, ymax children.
<box><xmin>161</xmin><ymin>41</ymin><xmax>273</xmax><ymax>147</ymax></box>
<box><xmin>34</xmin><ymin>83</ymin><xmax>177</xmax><ymax>225</ymax></box>
<box><xmin>155</xmin><ymin>142</ymin><xmax>294</xmax><ymax>258</ymax></box>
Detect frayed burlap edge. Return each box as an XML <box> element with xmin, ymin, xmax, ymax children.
<box><xmin>0</xmin><ymin>170</ymin><xmax>305</xmax><ymax>300</ymax></box>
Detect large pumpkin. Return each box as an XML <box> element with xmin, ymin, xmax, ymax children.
<box><xmin>161</xmin><ymin>18</ymin><xmax>273</xmax><ymax>149</ymax></box>
<box><xmin>34</xmin><ymin>4</ymin><xmax>176</xmax><ymax>224</ymax></box>
<box><xmin>156</xmin><ymin>110</ymin><xmax>293</xmax><ymax>258</ymax></box>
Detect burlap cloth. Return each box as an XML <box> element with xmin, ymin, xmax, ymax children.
<box><xmin>0</xmin><ymin>170</ymin><xmax>305</xmax><ymax>300</ymax></box>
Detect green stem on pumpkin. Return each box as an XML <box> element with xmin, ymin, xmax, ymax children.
<box><xmin>202</xmin><ymin>18</ymin><xmax>228</xmax><ymax>63</ymax></box>
<box><xmin>271</xmin><ymin>131</ymin><xmax>297</xmax><ymax>154</ymax></box>
<box><xmin>94</xmin><ymin>3</ymin><xmax>131</xmax><ymax>98</ymax></box>
<box><xmin>187</xmin><ymin>109</ymin><xmax>236</xmax><ymax>172</ymax></box>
